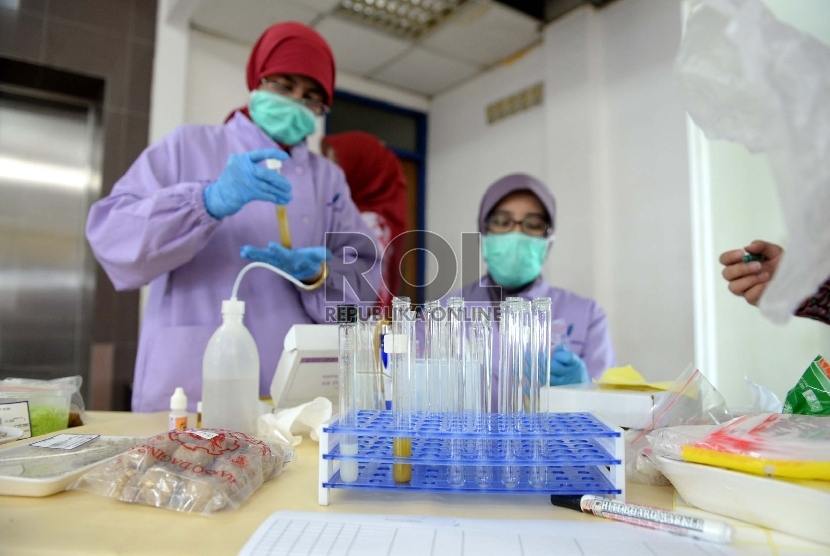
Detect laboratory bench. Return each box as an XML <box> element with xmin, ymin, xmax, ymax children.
<box><xmin>0</xmin><ymin>411</ymin><xmax>824</xmax><ymax>555</ymax></box>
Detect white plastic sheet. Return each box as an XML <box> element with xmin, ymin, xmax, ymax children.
<box><xmin>675</xmin><ymin>0</ymin><xmax>830</xmax><ymax>323</ymax></box>
<box><xmin>257</xmin><ymin>396</ymin><xmax>332</xmax><ymax>447</ymax></box>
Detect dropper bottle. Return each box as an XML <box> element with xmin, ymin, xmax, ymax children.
<box><xmin>168</xmin><ymin>387</ymin><xmax>188</xmax><ymax>431</ymax></box>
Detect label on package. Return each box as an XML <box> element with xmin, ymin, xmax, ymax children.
<box><xmin>188</xmin><ymin>430</ymin><xmax>219</xmax><ymax>440</ymax></box>
<box><xmin>31</xmin><ymin>434</ymin><xmax>99</xmax><ymax>450</ymax></box>
<box><xmin>0</xmin><ymin>401</ymin><xmax>31</xmax><ymax>439</ymax></box>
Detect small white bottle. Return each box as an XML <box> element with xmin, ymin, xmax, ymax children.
<box><xmin>168</xmin><ymin>387</ymin><xmax>188</xmax><ymax>431</ymax></box>
<box><xmin>201</xmin><ymin>299</ymin><xmax>260</xmax><ymax>434</ymax></box>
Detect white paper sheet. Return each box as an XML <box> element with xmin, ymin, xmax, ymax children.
<box><xmin>239</xmin><ymin>511</ymin><xmax>737</xmax><ymax>556</ymax></box>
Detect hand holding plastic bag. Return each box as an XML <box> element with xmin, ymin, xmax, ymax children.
<box><xmin>675</xmin><ymin>0</ymin><xmax>830</xmax><ymax>323</ymax></box>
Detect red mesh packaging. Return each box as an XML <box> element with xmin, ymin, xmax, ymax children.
<box><xmin>70</xmin><ymin>429</ymin><xmax>294</xmax><ymax>515</ymax></box>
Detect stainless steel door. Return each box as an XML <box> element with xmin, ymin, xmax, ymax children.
<box><xmin>0</xmin><ymin>89</ymin><xmax>101</xmax><ymax>396</ymax></box>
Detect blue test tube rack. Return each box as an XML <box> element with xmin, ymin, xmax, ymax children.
<box><xmin>317</xmin><ymin>410</ymin><xmax>625</xmax><ymax>505</ymax></box>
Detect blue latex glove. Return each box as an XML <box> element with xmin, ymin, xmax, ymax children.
<box><xmin>549</xmin><ymin>344</ymin><xmax>589</xmax><ymax>386</ymax></box>
<box><xmin>203</xmin><ymin>148</ymin><xmax>291</xmax><ymax>219</ymax></box>
<box><xmin>240</xmin><ymin>242</ymin><xmax>332</xmax><ymax>281</ymax></box>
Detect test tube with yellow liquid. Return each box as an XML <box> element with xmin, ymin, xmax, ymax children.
<box><xmin>388</xmin><ymin>297</ymin><xmax>413</xmax><ymax>484</ymax></box>
<box><xmin>265</xmin><ymin>159</ymin><xmax>292</xmax><ymax>249</ymax></box>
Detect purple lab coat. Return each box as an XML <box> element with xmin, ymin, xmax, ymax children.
<box><xmin>447</xmin><ymin>274</ymin><xmax>616</xmax><ymax>408</ymax></box>
<box><xmin>86</xmin><ymin>113</ymin><xmax>381</xmax><ymax>412</ymax></box>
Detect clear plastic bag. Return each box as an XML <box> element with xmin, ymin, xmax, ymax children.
<box><xmin>746</xmin><ymin>376</ymin><xmax>783</xmax><ymax>414</ymax></box>
<box><xmin>1</xmin><ymin>376</ymin><xmax>86</xmax><ymax>427</ymax></box>
<box><xmin>70</xmin><ymin>429</ymin><xmax>295</xmax><ymax>515</ymax></box>
<box><xmin>680</xmin><ymin>413</ymin><xmax>830</xmax><ymax>479</ymax></box>
<box><xmin>674</xmin><ymin>0</ymin><xmax>830</xmax><ymax>323</ymax></box>
<box><xmin>626</xmin><ymin>365</ymin><xmax>733</xmax><ymax>484</ymax></box>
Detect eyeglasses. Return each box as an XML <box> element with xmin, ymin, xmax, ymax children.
<box><xmin>486</xmin><ymin>211</ymin><xmax>551</xmax><ymax>237</ymax></box>
<box><xmin>259</xmin><ymin>78</ymin><xmax>330</xmax><ymax>116</ymax></box>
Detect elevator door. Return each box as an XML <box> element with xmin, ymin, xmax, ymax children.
<box><xmin>0</xmin><ymin>90</ymin><xmax>100</xmax><ymax>398</ymax></box>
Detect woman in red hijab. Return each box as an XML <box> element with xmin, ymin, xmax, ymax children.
<box><xmin>86</xmin><ymin>21</ymin><xmax>381</xmax><ymax>412</ymax></box>
<box><xmin>323</xmin><ymin>132</ymin><xmax>409</xmax><ymax>307</ymax></box>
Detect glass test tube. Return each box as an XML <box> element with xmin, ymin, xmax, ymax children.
<box><xmin>533</xmin><ymin>298</ymin><xmax>553</xmax><ymax>417</ymax></box>
<box><xmin>390</xmin><ymin>296</ymin><xmax>413</xmax><ymax>484</ymax></box>
<box><xmin>468</xmin><ymin>309</ymin><xmax>492</xmax><ymax>486</ymax></box>
<box><xmin>355</xmin><ymin>316</ymin><xmax>384</xmax><ymax>411</ymax></box>
<box><xmin>337</xmin><ymin>304</ymin><xmax>359</xmax><ymax>483</ymax></box>
<box><xmin>516</xmin><ymin>300</ymin><xmax>532</xmax><ymax>430</ymax></box>
<box><xmin>265</xmin><ymin>159</ymin><xmax>292</xmax><ymax>249</ymax></box>
<box><xmin>423</xmin><ymin>300</ymin><xmax>440</xmax><ymax>415</ymax></box>
<box><xmin>499</xmin><ymin>299</ymin><xmax>520</xmax><ymax>487</ymax></box>
<box><xmin>528</xmin><ymin>297</ymin><xmax>551</xmax><ymax>487</ymax></box>
<box><xmin>446</xmin><ymin>297</ymin><xmax>466</xmax><ymax>486</ymax></box>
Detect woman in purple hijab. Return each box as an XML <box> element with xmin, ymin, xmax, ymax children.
<box><xmin>448</xmin><ymin>173</ymin><xmax>615</xmax><ymax>392</ymax></box>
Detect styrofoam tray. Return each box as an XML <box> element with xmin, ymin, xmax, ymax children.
<box><xmin>0</xmin><ymin>427</ymin><xmax>24</xmax><ymax>445</ymax></box>
<box><xmin>0</xmin><ymin>435</ymin><xmax>144</xmax><ymax>497</ymax></box>
<box><xmin>658</xmin><ymin>455</ymin><xmax>830</xmax><ymax>546</ymax></box>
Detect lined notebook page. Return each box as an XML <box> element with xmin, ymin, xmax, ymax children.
<box><xmin>239</xmin><ymin>511</ymin><xmax>737</xmax><ymax>556</ymax></box>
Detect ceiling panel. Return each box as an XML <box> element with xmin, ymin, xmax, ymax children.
<box><xmin>188</xmin><ymin>0</ymin><xmax>545</xmax><ymax>97</ymax></box>
<box><xmin>316</xmin><ymin>17</ymin><xmax>412</xmax><ymax>75</ymax></box>
<box><xmin>371</xmin><ymin>46</ymin><xmax>480</xmax><ymax>95</ymax></box>
<box><xmin>422</xmin><ymin>1</ymin><xmax>540</xmax><ymax>67</ymax></box>
<box><xmin>190</xmin><ymin>0</ymin><xmax>319</xmax><ymax>44</ymax></box>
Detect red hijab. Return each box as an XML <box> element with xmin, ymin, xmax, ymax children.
<box><xmin>323</xmin><ymin>132</ymin><xmax>409</xmax><ymax>302</ymax></box>
<box><xmin>228</xmin><ymin>22</ymin><xmax>335</xmax><ymax>122</ymax></box>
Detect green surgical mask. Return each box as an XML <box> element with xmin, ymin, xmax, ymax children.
<box><xmin>481</xmin><ymin>232</ymin><xmax>549</xmax><ymax>288</ymax></box>
<box><xmin>249</xmin><ymin>90</ymin><xmax>317</xmax><ymax>146</ymax></box>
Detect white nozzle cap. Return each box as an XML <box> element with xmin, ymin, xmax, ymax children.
<box><xmin>265</xmin><ymin>158</ymin><xmax>282</xmax><ymax>172</ymax></box>
<box><xmin>222</xmin><ymin>299</ymin><xmax>245</xmax><ymax>316</ymax></box>
<box><xmin>196</xmin><ymin>401</ymin><xmax>202</xmax><ymax>412</ymax></box>
<box><xmin>170</xmin><ymin>387</ymin><xmax>187</xmax><ymax>411</ymax></box>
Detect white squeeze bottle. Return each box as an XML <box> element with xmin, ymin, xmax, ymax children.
<box><xmin>201</xmin><ymin>299</ymin><xmax>260</xmax><ymax>434</ymax></box>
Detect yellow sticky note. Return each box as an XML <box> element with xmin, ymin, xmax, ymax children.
<box><xmin>593</xmin><ymin>366</ymin><xmax>673</xmax><ymax>391</ymax></box>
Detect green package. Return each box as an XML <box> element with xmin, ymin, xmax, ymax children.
<box><xmin>782</xmin><ymin>355</ymin><xmax>830</xmax><ymax>416</ymax></box>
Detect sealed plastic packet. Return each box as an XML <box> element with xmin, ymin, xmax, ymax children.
<box><xmin>680</xmin><ymin>413</ymin><xmax>830</xmax><ymax>480</ymax></box>
<box><xmin>782</xmin><ymin>355</ymin><xmax>830</xmax><ymax>416</ymax></box>
<box><xmin>70</xmin><ymin>429</ymin><xmax>295</xmax><ymax>515</ymax></box>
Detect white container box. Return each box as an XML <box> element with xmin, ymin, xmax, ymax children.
<box><xmin>544</xmin><ymin>383</ymin><xmax>668</xmax><ymax>429</ymax></box>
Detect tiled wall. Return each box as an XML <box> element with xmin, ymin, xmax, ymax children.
<box><xmin>0</xmin><ymin>0</ymin><xmax>158</xmax><ymax>410</ymax></box>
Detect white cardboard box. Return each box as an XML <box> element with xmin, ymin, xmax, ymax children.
<box><xmin>544</xmin><ymin>383</ymin><xmax>667</xmax><ymax>429</ymax></box>
<box><xmin>270</xmin><ymin>325</ymin><xmax>339</xmax><ymax>410</ymax></box>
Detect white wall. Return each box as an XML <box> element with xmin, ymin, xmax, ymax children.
<box><xmin>695</xmin><ymin>0</ymin><xmax>830</xmax><ymax>407</ymax></box>
<box><xmin>428</xmin><ymin>0</ymin><xmax>694</xmax><ymax>381</ymax></box>
<box><xmin>426</xmin><ymin>45</ymin><xmax>547</xmax><ymax>296</ymax></box>
<box><xmin>578</xmin><ymin>0</ymin><xmax>693</xmax><ymax>382</ymax></box>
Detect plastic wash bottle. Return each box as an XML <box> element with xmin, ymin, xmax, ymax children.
<box><xmin>201</xmin><ymin>299</ymin><xmax>259</xmax><ymax>434</ymax></box>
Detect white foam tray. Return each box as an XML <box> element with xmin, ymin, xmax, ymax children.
<box><xmin>0</xmin><ymin>435</ymin><xmax>143</xmax><ymax>497</ymax></box>
<box><xmin>0</xmin><ymin>427</ymin><xmax>24</xmax><ymax>445</ymax></box>
<box><xmin>658</xmin><ymin>455</ymin><xmax>830</xmax><ymax>547</ymax></box>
